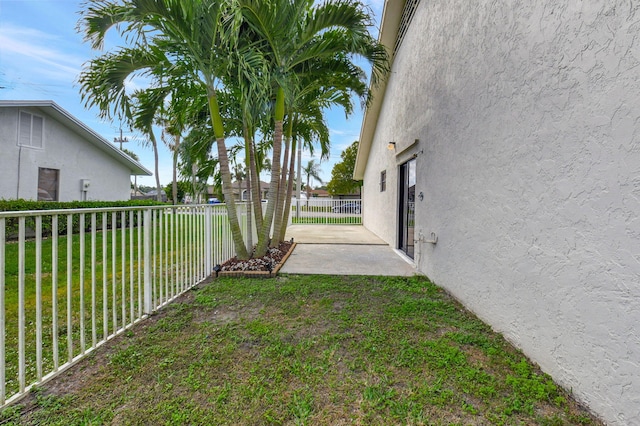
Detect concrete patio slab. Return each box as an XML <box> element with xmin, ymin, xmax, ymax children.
<box><xmin>279</xmin><ymin>244</ymin><xmax>417</xmax><ymax>276</ymax></box>
<box><xmin>281</xmin><ymin>225</ymin><xmax>417</xmax><ymax>276</ymax></box>
<box><xmin>285</xmin><ymin>224</ymin><xmax>387</xmax><ymax>245</ymax></box>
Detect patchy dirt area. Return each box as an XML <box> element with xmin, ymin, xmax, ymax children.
<box><xmin>4</xmin><ymin>275</ymin><xmax>604</xmax><ymax>425</ymax></box>
<box><xmin>12</xmin><ymin>279</ymin><xmax>209</xmax><ymax>414</ymax></box>
<box><xmin>220</xmin><ymin>241</ymin><xmax>293</xmax><ymax>272</ymax></box>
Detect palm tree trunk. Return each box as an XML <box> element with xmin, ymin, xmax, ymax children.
<box><xmin>247</xmin><ymin>127</ymin><xmax>263</xmax><ymax>231</ymax></box>
<box><xmin>149</xmin><ymin>131</ymin><xmax>162</xmax><ymax>202</ymax></box>
<box><xmin>255</xmin><ymin>87</ymin><xmax>285</xmax><ymax>257</ymax></box>
<box><xmin>271</xmin><ymin>115</ymin><xmax>292</xmax><ymax>245</ymax></box>
<box><xmin>296</xmin><ymin>139</ymin><xmax>302</xmax><ymax>220</ymax></box>
<box><xmin>207</xmin><ymin>87</ymin><xmax>249</xmax><ymax>260</ymax></box>
<box><xmin>279</xmin><ymin>132</ymin><xmax>297</xmax><ymax>241</ymax></box>
<box><xmin>306</xmin><ymin>174</ymin><xmax>311</xmax><ymax>208</ymax></box>
<box><xmin>245</xmin><ymin>171</ymin><xmax>253</xmax><ymax>253</ymax></box>
<box><xmin>172</xmin><ymin>147</ymin><xmax>178</xmax><ymax>204</ymax></box>
<box><xmin>242</xmin><ymin>125</ymin><xmax>253</xmax><ymax>253</ymax></box>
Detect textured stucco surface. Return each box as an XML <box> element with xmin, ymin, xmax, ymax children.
<box><xmin>362</xmin><ymin>1</ymin><xmax>640</xmax><ymax>424</ymax></box>
<box><xmin>0</xmin><ymin>107</ymin><xmax>133</xmax><ymax>201</ymax></box>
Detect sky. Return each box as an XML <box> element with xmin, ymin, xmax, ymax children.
<box><xmin>0</xmin><ymin>0</ymin><xmax>384</xmax><ymax>189</ymax></box>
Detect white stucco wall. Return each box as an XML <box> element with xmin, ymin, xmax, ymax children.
<box><xmin>363</xmin><ymin>1</ymin><xmax>640</xmax><ymax>424</ymax></box>
<box><xmin>0</xmin><ymin>107</ymin><xmax>133</xmax><ymax>201</ymax></box>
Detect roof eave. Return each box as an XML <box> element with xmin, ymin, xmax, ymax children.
<box><xmin>354</xmin><ymin>0</ymin><xmax>405</xmax><ymax>180</ymax></box>
<box><xmin>0</xmin><ymin>100</ymin><xmax>152</xmax><ymax>176</ymax></box>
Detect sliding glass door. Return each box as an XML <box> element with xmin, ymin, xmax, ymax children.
<box><xmin>398</xmin><ymin>158</ymin><xmax>416</xmax><ymax>258</ymax></box>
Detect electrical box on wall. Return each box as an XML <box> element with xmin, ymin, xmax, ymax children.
<box><xmin>81</xmin><ymin>179</ymin><xmax>91</xmax><ymax>191</ymax></box>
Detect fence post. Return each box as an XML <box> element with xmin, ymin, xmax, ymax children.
<box><xmin>143</xmin><ymin>209</ymin><xmax>152</xmax><ymax>314</ymax></box>
<box><xmin>204</xmin><ymin>206</ymin><xmax>212</xmax><ymax>275</ymax></box>
<box><xmin>0</xmin><ymin>218</ymin><xmax>5</xmax><ymax>404</ymax></box>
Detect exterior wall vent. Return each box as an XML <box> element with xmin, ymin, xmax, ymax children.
<box><xmin>394</xmin><ymin>0</ymin><xmax>421</xmax><ymax>54</ymax></box>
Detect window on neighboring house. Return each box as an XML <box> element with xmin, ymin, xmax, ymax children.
<box><xmin>380</xmin><ymin>170</ymin><xmax>386</xmax><ymax>192</ymax></box>
<box><xmin>38</xmin><ymin>168</ymin><xmax>59</xmax><ymax>201</ymax></box>
<box><xmin>19</xmin><ymin>111</ymin><xmax>44</xmax><ymax>148</ymax></box>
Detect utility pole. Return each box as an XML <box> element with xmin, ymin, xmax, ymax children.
<box><xmin>114</xmin><ymin>128</ymin><xmax>129</xmax><ymax>150</ymax></box>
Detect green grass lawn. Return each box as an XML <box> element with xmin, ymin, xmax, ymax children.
<box><xmin>1</xmin><ymin>275</ymin><xmax>601</xmax><ymax>425</ymax></box>
<box><xmin>1</xmin><ymin>214</ymin><xmax>210</xmax><ymax>400</ymax></box>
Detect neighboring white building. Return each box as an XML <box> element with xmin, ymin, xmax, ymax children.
<box><xmin>0</xmin><ymin>101</ymin><xmax>151</xmax><ymax>201</ymax></box>
<box><xmin>356</xmin><ymin>1</ymin><xmax>639</xmax><ymax>424</ymax></box>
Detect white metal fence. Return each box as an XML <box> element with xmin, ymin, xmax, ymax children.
<box><xmin>289</xmin><ymin>199</ymin><xmax>362</xmax><ymax>225</ymax></box>
<box><xmin>0</xmin><ymin>203</ymin><xmax>248</xmax><ymax>406</ymax></box>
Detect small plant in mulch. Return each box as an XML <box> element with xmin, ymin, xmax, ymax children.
<box><xmin>220</xmin><ymin>241</ymin><xmax>293</xmax><ymax>272</ymax></box>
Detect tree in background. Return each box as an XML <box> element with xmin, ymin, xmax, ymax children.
<box><xmin>163</xmin><ymin>181</ymin><xmax>191</xmax><ymax>204</ymax></box>
<box><xmin>302</xmin><ymin>160</ymin><xmax>323</xmax><ymax>201</ymax></box>
<box><xmin>327</xmin><ymin>141</ymin><xmax>362</xmax><ymax>196</ymax></box>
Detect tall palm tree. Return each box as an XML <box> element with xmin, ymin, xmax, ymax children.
<box><xmin>78</xmin><ymin>48</ymin><xmax>165</xmax><ymax>200</ymax></box>
<box><xmin>278</xmin><ymin>111</ymin><xmax>331</xmax><ymax>241</ymax></box>
<box><xmin>302</xmin><ymin>160</ymin><xmax>323</xmax><ymax>202</ymax></box>
<box><xmin>79</xmin><ymin>0</ymin><xmax>387</xmax><ymax>259</ymax></box>
<box><xmin>275</xmin><ymin>54</ymin><xmax>367</xmax><ymax>241</ymax></box>
<box><xmin>121</xmin><ymin>148</ymin><xmax>140</xmax><ymax>195</ymax></box>
<box><xmin>239</xmin><ymin>0</ymin><xmax>388</xmax><ymax>252</ymax></box>
<box><xmin>129</xmin><ymin>89</ymin><xmax>166</xmax><ymax>201</ymax></box>
<box><xmin>79</xmin><ymin>0</ymin><xmax>252</xmax><ymax>258</ymax></box>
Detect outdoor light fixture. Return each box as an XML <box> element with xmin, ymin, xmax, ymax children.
<box><xmin>213</xmin><ymin>264</ymin><xmax>222</xmax><ymax>277</ymax></box>
<box><xmin>387</xmin><ymin>141</ymin><xmax>396</xmax><ymax>150</ymax></box>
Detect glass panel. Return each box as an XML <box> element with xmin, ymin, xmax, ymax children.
<box><xmin>19</xmin><ymin>112</ymin><xmax>32</xmax><ymax>146</ymax></box>
<box><xmin>38</xmin><ymin>168</ymin><xmax>59</xmax><ymax>201</ymax></box>
<box><xmin>18</xmin><ymin>112</ymin><xmax>44</xmax><ymax>148</ymax></box>
<box><xmin>405</xmin><ymin>159</ymin><xmax>416</xmax><ymax>258</ymax></box>
<box><xmin>31</xmin><ymin>115</ymin><xmax>43</xmax><ymax>148</ymax></box>
<box><xmin>398</xmin><ymin>158</ymin><xmax>416</xmax><ymax>259</ymax></box>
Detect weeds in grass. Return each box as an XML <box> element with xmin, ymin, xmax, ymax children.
<box><xmin>3</xmin><ymin>275</ymin><xmax>601</xmax><ymax>425</ymax></box>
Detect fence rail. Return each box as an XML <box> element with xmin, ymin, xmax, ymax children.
<box><xmin>289</xmin><ymin>199</ymin><xmax>362</xmax><ymax>225</ymax></box>
<box><xmin>0</xmin><ymin>203</ymin><xmax>247</xmax><ymax>406</ymax></box>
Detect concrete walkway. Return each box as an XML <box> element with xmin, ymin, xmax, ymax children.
<box><xmin>280</xmin><ymin>225</ymin><xmax>417</xmax><ymax>276</ymax></box>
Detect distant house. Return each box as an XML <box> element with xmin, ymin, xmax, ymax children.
<box><xmin>206</xmin><ymin>181</ymin><xmax>269</xmax><ymax>202</ymax></box>
<box><xmin>355</xmin><ymin>1</ymin><xmax>639</xmax><ymax>424</ymax></box>
<box><xmin>308</xmin><ymin>188</ymin><xmax>329</xmax><ymax>198</ymax></box>
<box><xmin>231</xmin><ymin>180</ymin><xmax>269</xmax><ymax>201</ymax></box>
<box><xmin>328</xmin><ymin>190</ymin><xmax>361</xmax><ymax>200</ymax></box>
<box><xmin>0</xmin><ymin>100</ymin><xmax>151</xmax><ymax>201</ymax></box>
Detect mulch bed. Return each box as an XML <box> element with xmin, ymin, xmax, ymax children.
<box><xmin>218</xmin><ymin>241</ymin><xmax>294</xmax><ymax>277</ymax></box>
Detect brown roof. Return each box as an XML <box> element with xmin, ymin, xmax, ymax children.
<box><xmin>309</xmin><ymin>188</ymin><xmax>330</xmax><ymax>197</ymax></box>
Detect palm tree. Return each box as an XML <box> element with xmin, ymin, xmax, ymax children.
<box><xmin>79</xmin><ymin>0</ymin><xmax>251</xmax><ymax>258</ymax></box>
<box><xmin>275</xmin><ymin>55</ymin><xmax>367</xmax><ymax>241</ymax></box>
<box><xmin>239</xmin><ymin>0</ymin><xmax>388</xmax><ymax>252</ymax></box>
<box><xmin>121</xmin><ymin>148</ymin><xmax>140</xmax><ymax>195</ymax></box>
<box><xmin>79</xmin><ymin>0</ymin><xmax>387</xmax><ymax>259</ymax></box>
<box><xmin>302</xmin><ymin>160</ymin><xmax>323</xmax><ymax>202</ymax></box>
<box><xmin>77</xmin><ymin>48</ymin><xmax>164</xmax><ymax>200</ymax></box>
<box><xmin>126</xmin><ymin>91</ymin><xmax>165</xmax><ymax>201</ymax></box>
<box><xmin>278</xmin><ymin>111</ymin><xmax>330</xmax><ymax>241</ymax></box>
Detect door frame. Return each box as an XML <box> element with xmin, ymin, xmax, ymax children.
<box><xmin>397</xmin><ymin>157</ymin><xmax>416</xmax><ymax>259</ymax></box>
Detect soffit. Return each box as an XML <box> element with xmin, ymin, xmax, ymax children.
<box><xmin>354</xmin><ymin>0</ymin><xmax>420</xmax><ymax>180</ymax></box>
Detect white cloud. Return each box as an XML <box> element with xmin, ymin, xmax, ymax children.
<box><xmin>0</xmin><ymin>24</ymin><xmax>85</xmax><ymax>82</ymax></box>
